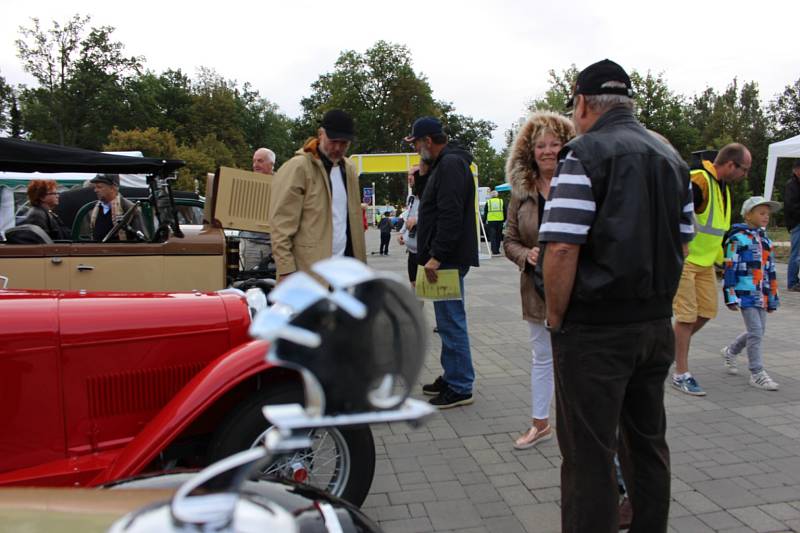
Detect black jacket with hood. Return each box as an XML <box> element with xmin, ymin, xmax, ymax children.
<box><xmin>416</xmin><ymin>144</ymin><xmax>479</xmax><ymax>268</ymax></box>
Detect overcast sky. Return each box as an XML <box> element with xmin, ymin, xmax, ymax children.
<box><xmin>1</xmin><ymin>0</ymin><xmax>798</xmax><ymax>148</ymax></box>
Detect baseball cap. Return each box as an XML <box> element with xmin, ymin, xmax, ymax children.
<box><xmin>567</xmin><ymin>59</ymin><xmax>633</xmax><ymax>109</ymax></box>
<box><xmin>404</xmin><ymin>117</ymin><xmax>443</xmax><ymax>142</ymax></box>
<box><xmin>740</xmin><ymin>196</ymin><xmax>782</xmax><ymax>217</ymax></box>
<box><xmin>90</xmin><ymin>174</ymin><xmax>120</xmax><ymax>187</ymax></box>
<box><xmin>320</xmin><ymin>109</ymin><xmax>355</xmax><ymax>141</ymax></box>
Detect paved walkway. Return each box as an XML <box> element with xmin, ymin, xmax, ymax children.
<box><xmin>360</xmin><ymin>228</ymin><xmax>800</xmax><ymax>533</ymax></box>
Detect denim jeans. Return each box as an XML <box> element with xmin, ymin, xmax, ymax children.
<box><xmin>788</xmin><ymin>225</ymin><xmax>800</xmax><ymax>289</ymax></box>
<box><xmin>433</xmin><ymin>266</ymin><xmax>474</xmax><ymax>395</ymax></box>
<box><xmin>551</xmin><ymin>318</ymin><xmax>673</xmax><ymax>533</ymax></box>
<box><xmin>728</xmin><ymin>306</ymin><xmax>767</xmax><ymax>373</ymax></box>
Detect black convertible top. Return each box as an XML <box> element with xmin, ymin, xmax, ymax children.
<box><xmin>0</xmin><ymin>138</ymin><xmax>184</xmax><ymax>174</ymax></box>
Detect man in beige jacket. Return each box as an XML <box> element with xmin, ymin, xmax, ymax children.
<box><xmin>269</xmin><ymin>109</ymin><xmax>367</xmax><ymax>278</ymax></box>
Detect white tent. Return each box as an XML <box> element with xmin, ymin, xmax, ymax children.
<box><xmin>764</xmin><ymin>134</ymin><xmax>800</xmax><ymax>200</ymax></box>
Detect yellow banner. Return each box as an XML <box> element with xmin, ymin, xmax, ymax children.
<box><xmin>415</xmin><ymin>267</ymin><xmax>462</xmax><ymax>301</ymax></box>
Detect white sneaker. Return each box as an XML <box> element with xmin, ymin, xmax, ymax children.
<box><xmin>750</xmin><ymin>370</ymin><xmax>779</xmax><ymax>391</ymax></box>
<box><xmin>720</xmin><ymin>346</ymin><xmax>738</xmax><ymax>375</ymax></box>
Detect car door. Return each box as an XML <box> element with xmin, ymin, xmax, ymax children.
<box><xmin>0</xmin><ymin>291</ymin><xmax>65</xmax><ymax>476</ymax></box>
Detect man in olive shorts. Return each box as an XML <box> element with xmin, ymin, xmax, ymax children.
<box><xmin>672</xmin><ymin>143</ymin><xmax>751</xmax><ymax>396</ymax></box>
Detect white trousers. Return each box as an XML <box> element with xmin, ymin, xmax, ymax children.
<box><xmin>527</xmin><ymin>321</ymin><xmax>554</xmax><ymax>421</ymax></box>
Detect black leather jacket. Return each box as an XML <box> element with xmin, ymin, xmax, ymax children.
<box><xmin>22</xmin><ymin>205</ymin><xmax>69</xmax><ymax>240</ymax></box>
<box><xmin>555</xmin><ymin>107</ymin><xmax>690</xmax><ymax>324</ymax></box>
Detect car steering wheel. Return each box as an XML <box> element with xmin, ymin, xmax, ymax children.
<box><xmin>101</xmin><ymin>203</ymin><xmax>142</xmax><ymax>243</ymax></box>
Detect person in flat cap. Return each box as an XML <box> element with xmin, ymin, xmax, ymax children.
<box><xmin>269</xmin><ymin>109</ymin><xmax>366</xmax><ymax>279</ymax></box>
<box><xmin>406</xmin><ymin>116</ymin><xmax>479</xmax><ymax>410</ymax></box>
<box><xmin>89</xmin><ymin>173</ymin><xmax>145</xmax><ymax>241</ymax></box>
<box><xmin>537</xmin><ymin>59</ymin><xmax>693</xmax><ymax>531</ymax></box>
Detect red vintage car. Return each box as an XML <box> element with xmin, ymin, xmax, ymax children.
<box><xmin>0</xmin><ymin>285</ymin><xmax>375</xmax><ymax>505</ymax></box>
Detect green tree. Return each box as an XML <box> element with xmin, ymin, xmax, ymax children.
<box><xmin>689</xmin><ymin>80</ymin><xmax>768</xmax><ymax>203</ymax></box>
<box><xmin>0</xmin><ymin>73</ymin><xmax>11</xmax><ymax>133</ymax></box>
<box><xmin>235</xmin><ymin>82</ymin><xmax>295</xmax><ymax>168</ymax></box>
<box><xmin>768</xmin><ymin>77</ymin><xmax>800</xmax><ymax>139</ymax></box>
<box><xmin>9</xmin><ymin>93</ymin><xmax>25</xmax><ymax>138</ymax></box>
<box><xmin>630</xmin><ymin>71</ymin><xmax>698</xmax><ymax>158</ymax></box>
<box><xmin>527</xmin><ymin>65</ymin><xmax>579</xmax><ymax>114</ymax></box>
<box><xmin>437</xmin><ymin>101</ymin><xmax>496</xmax><ymax>153</ymax></box>
<box><xmin>104</xmin><ymin>127</ymin><xmax>180</xmax><ymax>158</ymax></box>
<box><xmin>472</xmin><ymin>138</ymin><xmax>506</xmax><ymax>189</ymax></box>
<box><xmin>184</xmin><ymin>68</ymin><xmax>249</xmax><ymax>166</ymax></box>
<box><xmin>298</xmin><ymin>41</ymin><xmax>438</xmax><ymax>153</ymax></box>
<box><xmin>16</xmin><ymin>14</ymin><xmax>142</xmax><ymax>148</ymax></box>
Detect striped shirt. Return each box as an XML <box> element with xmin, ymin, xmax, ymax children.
<box><xmin>539</xmin><ymin>151</ymin><xmax>695</xmax><ymax>244</ymax></box>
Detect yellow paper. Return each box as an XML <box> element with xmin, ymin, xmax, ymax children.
<box><xmin>415</xmin><ymin>267</ymin><xmax>462</xmax><ymax>301</ymax></box>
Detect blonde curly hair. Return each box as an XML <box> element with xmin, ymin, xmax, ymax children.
<box><xmin>505</xmin><ymin>111</ymin><xmax>575</xmax><ymax>189</ymax></box>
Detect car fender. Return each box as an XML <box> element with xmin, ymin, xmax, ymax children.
<box><xmin>89</xmin><ymin>339</ymin><xmax>282</xmax><ymax>485</ymax></box>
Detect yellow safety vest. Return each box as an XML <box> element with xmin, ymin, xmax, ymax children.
<box><xmin>487</xmin><ymin>197</ymin><xmax>504</xmax><ymax>222</ymax></box>
<box><xmin>686</xmin><ymin>163</ymin><xmax>731</xmax><ymax>267</ymax></box>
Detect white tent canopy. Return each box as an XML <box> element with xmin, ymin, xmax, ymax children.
<box><xmin>764</xmin><ymin>134</ymin><xmax>800</xmax><ymax>200</ymax></box>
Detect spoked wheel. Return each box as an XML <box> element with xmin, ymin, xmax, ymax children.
<box><xmin>207</xmin><ymin>384</ymin><xmax>376</xmax><ymax>506</ymax></box>
<box><xmin>251</xmin><ymin>426</ymin><xmax>353</xmax><ymax>497</ymax></box>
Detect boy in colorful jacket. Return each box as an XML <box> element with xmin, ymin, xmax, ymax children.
<box><xmin>721</xmin><ymin>196</ymin><xmax>781</xmax><ymax>390</ymax></box>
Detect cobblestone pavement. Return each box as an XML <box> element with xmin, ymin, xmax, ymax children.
<box><xmin>360</xmin><ymin>228</ymin><xmax>800</xmax><ymax>533</ymax></box>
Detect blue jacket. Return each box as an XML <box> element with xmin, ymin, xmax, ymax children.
<box><xmin>722</xmin><ymin>223</ymin><xmax>779</xmax><ymax>310</ymax></box>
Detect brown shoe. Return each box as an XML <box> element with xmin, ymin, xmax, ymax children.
<box><xmin>513</xmin><ymin>425</ymin><xmax>552</xmax><ymax>450</ymax></box>
<box><xmin>618</xmin><ymin>497</ymin><xmax>633</xmax><ymax>530</ymax></box>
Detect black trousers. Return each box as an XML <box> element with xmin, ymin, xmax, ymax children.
<box><xmin>487</xmin><ymin>221</ymin><xmax>503</xmax><ymax>254</ymax></box>
<box><xmin>379</xmin><ymin>232</ymin><xmax>391</xmax><ymax>254</ymax></box>
<box><xmin>551</xmin><ymin>318</ymin><xmax>673</xmax><ymax>533</ymax></box>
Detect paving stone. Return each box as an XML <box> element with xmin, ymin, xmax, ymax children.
<box><xmin>693</xmin><ymin>478</ymin><xmax>765</xmax><ymax>509</ymax></box>
<box><xmin>759</xmin><ymin>502</ymin><xmax>800</xmax><ymax>521</ymax></box>
<box><xmin>424</xmin><ymin>499</ymin><xmax>483</xmax><ymax>530</ymax></box>
<box><xmin>380</xmin><ymin>517</ymin><xmax>433</xmax><ymax>533</ymax></box>
<box><xmin>429</xmin><ymin>481</ymin><xmax>467</xmax><ymax>501</ymax></box>
<box><xmin>673</xmin><ymin>490</ymin><xmax>722</xmax><ymax>514</ymax></box>
<box><xmin>667</xmin><ymin>515</ymin><xmax>716</xmax><ymax>532</ymax></box>
<box><xmin>729</xmin><ymin>506</ymin><xmax>787</xmax><ymax>532</ymax></box>
<box><xmin>498</xmin><ymin>485</ymin><xmax>537</xmax><ymax>507</ymax></box>
<box><xmin>696</xmin><ymin>510</ymin><xmax>745</xmax><ymax>530</ymax></box>
<box><xmin>388</xmin><ymin>487</ymin><xmax>436</xmax><ymax>505</ymax></box>
<box><xmin>511</xmin><ymin>503</ymin><xmax>561</xmax><ymax>533</ymax></box>
<box><xmin>464</xmin><ymin>483</ymin><xmax>503</xmax><ymax>504</ymax></box>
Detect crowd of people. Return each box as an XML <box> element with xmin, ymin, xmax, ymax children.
<box><xmin>260</xmin><ymin>58</ymin><xmax>797</xmax><ymax>533</ymax></box>
<box><xmin>18</xmin><ymin>58</ymin><xmax>795</xmax><ymax>533</ymax></box>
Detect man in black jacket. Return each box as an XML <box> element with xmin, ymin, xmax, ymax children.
<box><xmin>406</xmin><ymin>116</ymin><xmax>479</xmax><ymax>409</ymax></box>
<box><xmin>539</xmin><ymin>60</ymin><xmax>693</xmax><ymax>532</ymax></box>
<box><xmin>785</xmin><ymin>160</ymin><xmax>800</xmax><ymax>291</ymax></box>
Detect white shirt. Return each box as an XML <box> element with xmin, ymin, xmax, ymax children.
<box><xmin>330</xmin><ymin>165</ymin><xmax>348</xmax><ymax>256</ymax></box>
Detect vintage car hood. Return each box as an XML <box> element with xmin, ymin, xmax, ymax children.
<box><xmin>0</xmin><ymin>288</ymin><xmax>250</xmax><ymax>344</ymax></box>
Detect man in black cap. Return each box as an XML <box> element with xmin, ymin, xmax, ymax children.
<box><xmin>406</xmin><ymin>116</ymin><xmax>479</xmax><ymax>409</ymax></box>
<box><xmin>269</xmin><ymin>109</ymin><xmax>366</xmax><ymax>278</ymax></box>
<box><xmin>537</xmin><ymin>59</ymin><xmax>694</xmax><ymax>532</ymax></box>
<box><xmin>89</xmin><ymin>173</ymin><xmax>145</xmax><ymax>241</ymax></box>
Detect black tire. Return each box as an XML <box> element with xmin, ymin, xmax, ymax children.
<box><xmin>207</xmin><ymin>383</ymin><xmax>376</xmax><ymax>506</ymax></box>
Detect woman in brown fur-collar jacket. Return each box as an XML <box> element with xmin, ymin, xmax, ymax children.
<box><xmin>503</xmin><ymin>111</ymin><xmax>575</xmax><ymax>450</ymax></box>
